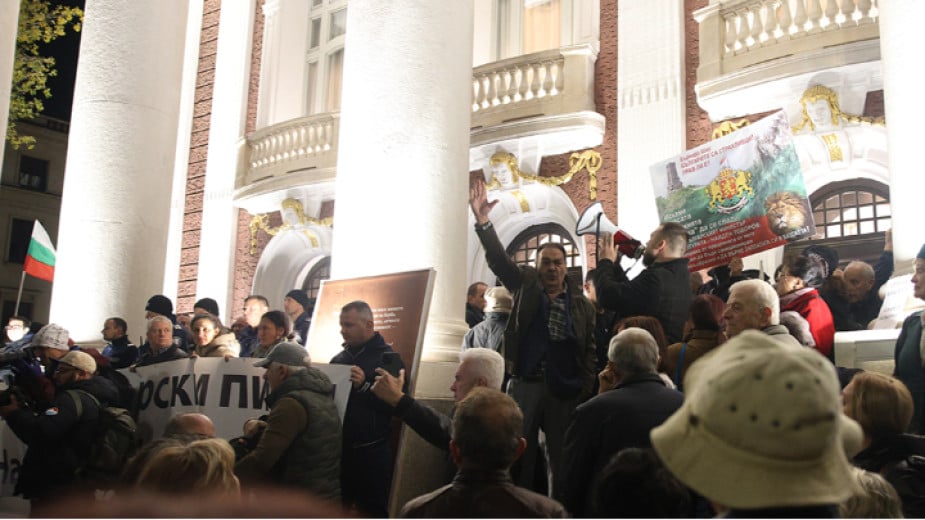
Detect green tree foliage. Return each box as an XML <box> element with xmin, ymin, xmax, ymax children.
<box><xmin>7</xmin><ymin>0</ymin><xmax>82</xmax><ymax>149</ymax></box>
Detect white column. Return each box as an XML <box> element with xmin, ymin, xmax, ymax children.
<box><xmin>49</xmin><ymin>1</ymin><xmax>190</xmax><ymax>343</ymax></box>
<box><xmin>195</xmin><ymin>2</ymin><xmax>256</xmax><ymax>324</ymax></box>
<box><xmin>616</xmin><ymin>0</ymin><xmax>686</xmax><ymax>248</ymax></box>
<box><xmin>0</xmin><ymin>1</ymin><xmax>20</xmax><ymax>170</ymax></box>
<box><xmin>880</xmin><ymin>0</ymin><xmax>925</xmax><ymax>275</ymax></box>
<box><xmin>331</xmin><ymin>0</ymin><xmax>474</xmax><ymax>362</ymax></box>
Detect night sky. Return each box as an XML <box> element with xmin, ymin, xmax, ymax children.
<box><xmin>35</xmin><ymin>0</ymin><xmax>84</xmax><ymax>122</ymax></box>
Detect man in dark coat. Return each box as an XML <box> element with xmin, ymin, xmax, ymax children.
<box><xmin>469</xmin><ymin>176</ymin><xmax>597</xmax><ymax>496</ymax></box>
<box><xmin>0</xmin><ymin>351</ymin><xmax>119</xmax><ymax>504</ymax></box>
<box><xmin>400</xmin><ymin>388</ymin><xmax>567</xmax><ymax>518</ymax></box>
<box><xmin>593</xmin><ymin>222</ymin><xmax>692</xmax><ymax>344</ymax></box>
<box><xmin>134</xmin><ymin>316</ymin><xmax>190</xmax><ymax>368</ymax></box>
<box><xmin>330</xmin><ymin>300</ymin><xmax>406</xmax><ymax>517</ymax></box>
<box><xmin>101</xmin><ymin>317</ymin><xmax>138</xmax><ymax>369</ymax></box>
<box><xmin>284</xmin><ymin>290</ymin><xmax>313</xmax><ymax>346</ymax></box>
<box><xmin>465</xmin><ymin>282</ymin><xmax>487</xmax><ymax>328</ymax></box>
<box><xmin>559</xmin><ymin>328</ymin><xmax>684</xmax><ymax>516</ymax></box>
<box><xmin>141</xmin><ymin>294</ymin><xmax>193</xmax><ymax>355</ymax></box>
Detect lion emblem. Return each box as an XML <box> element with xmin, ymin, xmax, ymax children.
<box><xmin>765</xmin><ymin>191</ymin><xmax>811</xmax><ymax>236</ymax></box>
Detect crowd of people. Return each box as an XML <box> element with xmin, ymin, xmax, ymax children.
<box><xmin>0</xmin><ymin>178</ymin><xmax>920</xmax><ymax>517</ymax></box>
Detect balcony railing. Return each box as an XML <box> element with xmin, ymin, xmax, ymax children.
<box><xmin>236</xmin><ymin>44</ymin><xmax>600</xmax><ymax>197</ymax></box>
<box><xmin>236</xmin><ymin>113</ymin><xmax>339</xmax><ymax>190</ymax></box>
<box><xmin>471</xmin><ymin>44</ymin><xmax>598</xmax><ymax>130</ymax></box>
<box><xmin>696</xmin><ymin>0</ymin><xmax>880</xmax><ymax>85</ymax></box>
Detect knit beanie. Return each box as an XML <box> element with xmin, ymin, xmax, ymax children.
<box><xmin>145</xmin><ymin>294</ymin><xmax>174</xmax><ymax>317</ymax></box>
<box><xmin>194</xmin><ymin>297</ymin><xmax>220</xmax><ymax>316</ymax></box>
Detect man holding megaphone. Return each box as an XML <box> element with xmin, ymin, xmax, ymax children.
<box><xmin>592</xmin><ymin>221</ymin><xmax>692</xmax><ymax>345</ymax></box>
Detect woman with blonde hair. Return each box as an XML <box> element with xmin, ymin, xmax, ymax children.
<box><xmin>843</xmin><ymin>371</ymin><xmax>925</xmax><ymax>517</ymax></box>
<box><xmin>136</xmin><ymin>437</ymin><xmax>240</xmax><ymax>497</ymax></box>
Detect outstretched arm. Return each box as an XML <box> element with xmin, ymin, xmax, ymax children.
<box><xmin>469</xmin><ymin>176</ymin><xmax>499</xmax><ymax>225</ymax></box>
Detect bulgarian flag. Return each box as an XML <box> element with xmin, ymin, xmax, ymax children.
<box><xmin>23</xmin><ymin>220</ymin><xmax>56</xmax><ymax>282</ymax></box>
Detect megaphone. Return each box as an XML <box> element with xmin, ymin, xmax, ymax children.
<box><xmin>576</xmin><ymin>202</ymin><xmax>645</xmax><ymax>259</ymax></box>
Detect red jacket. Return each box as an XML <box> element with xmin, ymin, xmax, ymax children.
<box><xmin>781</xmin><ymin>288</ymin><xmax>835</xmax><ymax>358</ymax></box>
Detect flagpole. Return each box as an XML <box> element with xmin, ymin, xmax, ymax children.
<box><xmin>14</xmin><ymin>271</ymin><xmax>26</xmax><ymax>316</ymax></box>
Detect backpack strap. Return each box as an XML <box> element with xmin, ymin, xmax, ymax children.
<box><xmin>674</xmin><ymin>343</ymin><xmax>688</xmax><ymax>388</ymax></box>
<box><xmin>66</xmin><ymin>389</ymin><xmax>101</xmax><ymax>419</ymax></box>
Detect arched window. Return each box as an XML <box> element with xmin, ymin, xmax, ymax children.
<box><xmin>504</xmin><ymin>223</ymin><xmax>582</xmax><ymax>286</ymax></box>
<box><xmin>786</xmin><ymin>180</ymin><xmax>890</xmax><ymax>267</ymax></box>
<box><xmin>301</xmin><ymin>256</ymin><xmax>331</xmax><ymax>299</ymax></box>
<box><xmin>810</xmin><ymin>179</ymin><xmax>891</xmax><ymax>239</ymax></box>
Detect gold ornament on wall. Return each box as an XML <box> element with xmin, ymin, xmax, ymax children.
<box><xmin>792</xmin><ymin>85</ymin><xmax>884</xmax><ymax>134</ymax></box>
<box><xmin>486</xmin><ymin>149</ymin><xmax>602</xmax><ymax>201</ymax></box>
<box><xmin>712</xmin><ymin>118</ymin><xmax>750</xmax><ymax>140</ymax></box>
<box><xmin>248</xmin><ymin>197</ymin><xmax>333</xmax><ymax>255</ymax></box>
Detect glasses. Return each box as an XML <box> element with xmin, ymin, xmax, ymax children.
<box><xmin>4</xmin><ymin>324</ymin><xmax>23</xmax><ymax>330</ymax></box>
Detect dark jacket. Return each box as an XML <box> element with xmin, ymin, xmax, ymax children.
<box><xmin>134</xmin><ymin>344</ymin><xmax>190</xmax><ymax>368</ymax></box>
<box><xmin>853</xmin><ymin>433</ymin><xmax>925</xmax><ymax>518</ymax></box>
<box><xmin>559</xmin><ymin>374</ymin><xmax>684</xmax><ymax>516</ymax></box>
<box><xmin>292</xmin><ymin>312</ymin><xmax>311</xmax><ymax>346</ymax></box>
<box><xmin>5</xmin><ymin>376</ymin><xmax>119</xmax><ymax>499</ymax></box>
<box><xmin>822</xmin><ymin>251</ymin><xmax>894</xmax><ymax>331</ymax></box>
<box><xmin>236</xmin><ymin>325</ymin><xmax>260</xmax><ymax>358</ymax></box>
<box><xmin>394</xmin><ymin>394</ymin><xmax>452</xmax><ymax>451</ymax></box>
<box><xmin>475</xmin><ymin>224</ymin><xmax>597</xmax><ymax>397</ymax></box>
<box><xmin>593</xmin><ymin>257</ymin><xmax>692</xmax><ymax>344</ymax></box>
<box><xmin>101</xmin><ymin>335</ymin><xmax>138</xmax><ymax>369</ymax></box>
<box><xmin>330</xmin><ymin>332</ymin><xmax>405</xmax><ymax>444</ymax></box>
<box><xmin>896</xmin><ymin>311</ymin><xmax>925</xmax><ymax>433</ymax></box>
<box><xmin>400</xmin><ymin>469</ymin><xmax>567</xmax><ymax>518</ymax></box>
<box><xmin>465</xmin><ymin>303</ymin><xmax>485</xmax><ymax>328</ymax></box>
<box><xmin>236</xmin><ymin>367</ymin><xmax>341</xmax><ymax>500</ymax></box>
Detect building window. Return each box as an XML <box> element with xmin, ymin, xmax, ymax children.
<box><xmin>305</xmin><ymin>1</ymin><xmax>346</xmax><ymax>115</ymax></box>
<box><xmin>810</xmin><ymin>180</ymin><xmax>891</xmax><ymax>239</ymax></box>
<box><xmin>18</xmin><ymin>156</ymin><xmax>49</xmax><ymax>192</ymax></box>
<box><xmin>329</xmin><ymin>9</ymin><xmax>347</xmax><ymax>41</ymax></box>
<box><xmin>325</xmin><ymin>48</ymin><xmax>344</xmax><ymax>112</ymax></box>
<box><xmin>496</xmin><ymin>0</ymin><xmax>565</xmax><ymax>60</ymax></box>
<box><xmin>301</xmin><ymin>256</ymin><xmax>331</xmax><ymax>300</ymax></box>
<box><xmin>523</xmin><ymin>0</ymin><xmax>561</xmax><ymax>54</ymax></box>
<box><xmin>309</xmin><ymin>18</ymin><xmax>321</xmax><ymax>49</ymax></box>
<box><xmin>7</xmin><ymin>218</ymin><xmax>33</xmax><ymax>264</ymax></box>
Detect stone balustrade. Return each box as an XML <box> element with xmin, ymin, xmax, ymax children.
<box><xmin>471</xmin><ymin>44</ymin><xmax>598</xmax><ymax>130</ymax></box>
<box><xmin>236</xmin><ymin>112</ymin><xmax>339</xmax><ymax>189</ymax></box>
<box><xmin>696</xmin><ymin>0</ymin><xmax>880</xmax><ymax>84</ymax></box>
<box><xmin>236</xmin><ymin>44</ymin><xmax>600</xmax><ymax>198</ymax></box>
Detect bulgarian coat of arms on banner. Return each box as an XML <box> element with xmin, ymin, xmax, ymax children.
<box><xmin>650</xmin><ymin>110</ymin><xmax>815</xmax><ymax>272</ymax></box>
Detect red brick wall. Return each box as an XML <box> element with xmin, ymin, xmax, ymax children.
<box><xmin>177</xmin><ymin>0</ymin><xmax>222</xmax><ymax>314</ymax></box>
<box><xmin>534</xmin><ymin>0</ymin><xmax>618</xmax><ymax>269</ymax></box>
<box><xmin>231</xmin><ymin>0</ymin><xmax>268</xmax><ymax>318</ymax></box>
<box><xmin>685</xmin><ymin>0</ymin><xmax>711</xmax><ymax>150</ymax></box>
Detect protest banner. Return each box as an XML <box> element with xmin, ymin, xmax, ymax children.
<box><xmin>650</xmin><ymin>110</ymin><xmax>815</xmax><ymax>271</ymax></box>
<box><xmin>0</xmin><ymin>358</ymin><xmax>351</xmax><ymax>496</ymax></box>
<box><xmin>125</xmin><ymin>357</ymin><xmax>351</xmax><ymax>442</ymax></box>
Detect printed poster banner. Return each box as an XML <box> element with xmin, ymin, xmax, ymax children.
<box><xmin>0</xmin><ymin>359</ymin><xmax>352</xmax><ymax>497</ymax></box>
<box><xmin>650</xmin><ymin>110</ymin><xmax>815</xmax><ymax>272</ymax></box>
